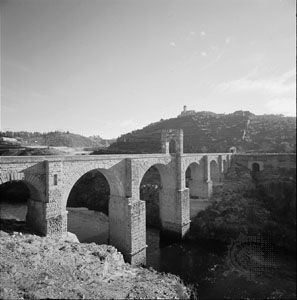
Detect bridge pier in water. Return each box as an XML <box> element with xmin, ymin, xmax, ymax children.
<box><xmin>159</xmin><ymin>187</ymin><xmax>191</xmax><ymax>240</ymax></box>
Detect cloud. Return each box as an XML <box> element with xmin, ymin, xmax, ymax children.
<box><xmin>216</xmin><ymin>69</ymin><xmax>296</xmax><ymax>96</ymax></box>
<box><xmin>169</xmin><ymin>42</ymin><xmax>176</xmax><ymax>47</ymax></box>
<box><xmin>200</xmin><ymin>31</ymin><xmax>206</xmax><ymax>36</ymax></box>
<box><xmin>201</xmin><ymin>52</ymin><xmax>207</xmax><ymax>56</ymax></box>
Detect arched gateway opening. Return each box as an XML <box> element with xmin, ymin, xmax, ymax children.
<box><xmin>66</xmin><ymin>169</ymin><xmax>110</xmax><ymax>244</ymax></box>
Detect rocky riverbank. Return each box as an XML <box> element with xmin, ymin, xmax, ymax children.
<box><xmin>0</xmin><ymin>220</ymin><xmax>190</xmax><ymax>299</ymax></box>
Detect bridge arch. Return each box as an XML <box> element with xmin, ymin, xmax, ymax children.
<box><xmin>138</xmin><ymin>162</ymin><xmax>175</xmax><ymax>195</ymax></box>
<box><xmin>185</xmin><ymin>162</ymin><xmax>205</xmax><ymax>198</ymax></box>
<box><xmin>247</xmin><ymin>161</ymin><xmax>264</xmax><ymax>172</ymax></box>
<box><xmin>65</xmin><ymin>168</ymin><xmax>114</xmax><ymax>244</ymax></box>
<box><xmin>140</xmin><ymin>165</ymin><xmax>162</xmax><ymax>228</ymax></box>
<box><xmin>169</xmin><ymin>139</ymin><xmax>177</xmax><ymax>154</ymax></box>
<box><xmin>161</xmin><ymin>129</ymin><xmax>183</xmax><ymax>154</ymax></box>
<box><xmin>139</xmin><ymin>163</ymin><xmax>175</xmax><ymax>221</ymax></box>
<box><xmin>139</xmin><ymin>162</ymin><xmax>177</xmax><ymax>259</ymax></box>
<box><xmin>133</xmin><ymin>158</ymin><xmax>175</xmax><ymax>199</ymax></box>
<box><xmin>252</xmin><ymin>162</ymin><xmax>260</xmax><ymax>172</ymax></box>
<box><xmin>63</xmin><ymin>167</ymin><xmax>126</xmax><ymax>209</ymax></box>
<box><xmin>0</xmin><ymin>173</ymin><xmax>46</xmax><ymax>235</ymax></box>
<box><xmin>223</xmin><ymin>159</ymin><xmax>228</xmax><ymax>174</ymax></box>
<box><xmin>210</xmin><ymin>159</ymin><xmax>220</xmax><ymax>184</ymax></box>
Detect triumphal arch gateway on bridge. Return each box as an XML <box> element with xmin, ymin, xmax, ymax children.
<box><xmin>2</xmin><ymin>129</ymin><xmax>292</xmax><ymax>265</ymax></box>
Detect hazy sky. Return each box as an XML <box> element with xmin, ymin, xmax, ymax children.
<box><xmin>1</xmin><ymin>0</ymin><xmax>295</xmax><ymax>138</ymax></box>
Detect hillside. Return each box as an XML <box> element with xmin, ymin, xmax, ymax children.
<box><xmin>107</xmin><ymin>111</ymin><xmax>296</xmax><ymax>153</ymax></box>
<box><xmin>0</xmin><ymin>147</ymin><xmax>68</xmax><ymax>156</ymax></box>
<box><xmin>0</xmin><ymin>131</ymin><xmax>113</xmax><ymax>148</ymax></box>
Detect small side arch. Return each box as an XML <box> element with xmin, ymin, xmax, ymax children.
<box><xmin>0</xmin><ymin>173</ymin><xmax>46</xmax><ymax>235</ymax></box>
<box><xmin>248</xmin><ymin>161</ymin><xmax>264</xmax><ymax>172</ymax></box>
<box><xmin>210</xmin><ymin>160</ymin><xmax>220</xmax><ymax>183</ymax></box>
<box><xmin>185</xmin><ymin>162</ymin><xmax>205</xmax><ymax>199</ymax></box>
<box><xmin>252</xmin><ymin>162</ymin><xmax>260</xmax><ymax>172</ymax></box>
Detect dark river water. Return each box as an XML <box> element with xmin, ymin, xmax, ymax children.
<box><xmin>1</xmin><ymin>202</ymin><xmax>296</xmax><ymax>299</ymax></box>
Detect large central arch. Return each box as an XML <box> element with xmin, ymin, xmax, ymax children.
<box><xmin>66</xmin><ymin>169</ymin><xmax>111</xmax><ymax>244</ymax></box>
<box><xmin>63</xmin><ymin>166</ymin><xmax>127</xmax><ymax>253</ymax></box>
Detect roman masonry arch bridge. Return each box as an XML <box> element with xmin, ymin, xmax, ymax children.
<box><xmin>0</xmin><ymin>129</ymin><xmax>295</xmax><ymax>265</ymax></box>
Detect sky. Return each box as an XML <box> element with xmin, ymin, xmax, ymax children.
<box><xmin>1</xmin><ymin>0</ymin><xmax>296</xmax><ymax>139</ymax></box>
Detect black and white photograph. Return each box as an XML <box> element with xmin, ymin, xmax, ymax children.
<box><xmin>0</xmin><ymin>0</ymin><xmax>296</xmax><ymax>299</ymax></box>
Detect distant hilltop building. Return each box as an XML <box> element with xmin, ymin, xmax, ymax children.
<box><xmin>178</xmin><ymin>105</ymin><xmax>196</xmax><ymax>117</ymax></box>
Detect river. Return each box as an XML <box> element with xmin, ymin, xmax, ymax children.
<box><xmin>0</xmin><ymin>201</ymin><xmax>296</xmax><ymax>299</ymax></box>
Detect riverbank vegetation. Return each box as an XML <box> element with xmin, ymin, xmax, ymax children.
<box><xmin>189</xmin><ymin>164</ymin><xmax>296</xmax><ymax>252</ymax></box>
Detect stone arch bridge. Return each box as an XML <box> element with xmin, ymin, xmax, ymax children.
<box><xmin>0</xmin><ymin>129</ymin><xmax>295</xmax><ymax>265</ymax></box>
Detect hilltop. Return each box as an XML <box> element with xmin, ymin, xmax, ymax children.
<box><xmin>0</xmin><ymin>131</ymin><xmax>114</xmax><ymax>149</ymax></box>
<box><xmin>106</xmin><ymin>110</ymin><xmax>296</xmax><ymax>154</ymax></box>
